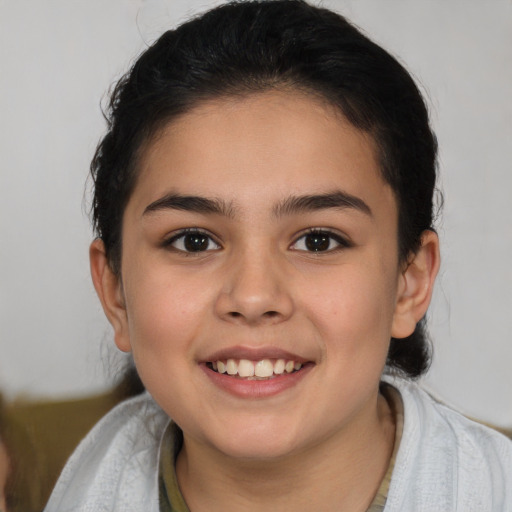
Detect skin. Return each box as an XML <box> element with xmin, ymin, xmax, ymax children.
<box><xmin>91</xmin><ymin>90</ymin><xmax>439</xmax><ymax>511</ymax></box>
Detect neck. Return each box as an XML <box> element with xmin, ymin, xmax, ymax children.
<box><xmin>176</xmin><ymin>392</ymin><xmax>395</xmax><ymax>512</ymax></box>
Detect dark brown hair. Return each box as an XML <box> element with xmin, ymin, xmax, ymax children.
<box><xmin>91</xmin><ymin>0</ymin><xmax>439</xmax><ymax>378</ymax></box>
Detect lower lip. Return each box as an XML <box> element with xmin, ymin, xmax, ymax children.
<box><xmin>200</xmin><ymin>363</ymin><xmax>314</xmax><ymax>399</ymax></box>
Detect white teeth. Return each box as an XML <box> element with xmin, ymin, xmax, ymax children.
<box><xmin>226</xmin><ymin>359</ymin><xmax>237</xmax><ymax>375</ymax></box>
<box><xmin>254</xmin><ymin>359</ymin><xmax>274</xmax><ymax>378</ymax></box>
<box><xmin>285</xmin><ymin>361</ymin><xmax>295</xmax><ymax>373</ymax></box>
<box><xmin>274</xmin><ymin>359</ymin><xmax>285</xmax><ymax>375</ymax></box>
<box><xmin>210</xmin><ymin>358</ymin><xmax>304</xmax><ymax>378</ymax></box>
<box><xmin>238</xmin><ymin>359</ymin><xmax>255</xmax><ymax>377</ymax></box>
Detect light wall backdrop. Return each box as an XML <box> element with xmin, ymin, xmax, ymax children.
<box><xmin>1</xmin><ymin>0</ymin><xmax>511</xmax><ymax>427</ymax></box>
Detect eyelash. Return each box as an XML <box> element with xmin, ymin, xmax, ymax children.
<box><xmin>290</xmin><ymin>229</ymin><xmax>351</xmax><ymax>253</ymax></box>
<box><xmin>163</xmin><ymin>228</ymin><xmax>351</xmax><ymax>255</ymax></box>
<box><xmin>163</xmin><ymin>228</ymin><xmax>221</xmax><ymax>254</ymax></box>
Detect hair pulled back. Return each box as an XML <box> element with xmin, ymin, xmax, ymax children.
<box><xmin>91</xmin><ymin>0</ymin><xmax>439</xmax><ymax>378</ymax></box>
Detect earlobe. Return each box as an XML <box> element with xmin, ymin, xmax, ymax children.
<box><xmin>391</xmin><ymin>230</ymin><xmax>440</xmax><ymax>339</ymax></box>
<box><xmin>89</xmin><ymin>239</ymin><xmax>132</xmax><ymax>352</ymax></box>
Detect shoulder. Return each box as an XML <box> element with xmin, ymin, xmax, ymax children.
<box><xmin>384</xmin><ymin>377</ymin><xmax>512</xmax><ymax>512</ymax></box>
<box><xmin>44</xmin><ymin>392</ymin><xmax>169</xmax><ymax>512</ymax></box>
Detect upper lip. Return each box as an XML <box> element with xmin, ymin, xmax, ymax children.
<box><xmin>201</xmin><ymin>346</ymin><xmax>310</xmax><ymax>363</ymax></box>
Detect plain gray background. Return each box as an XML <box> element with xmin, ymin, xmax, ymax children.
<box><xmin>1</xmin><ymin>0</ymin><xmax>511</xmax><ymax>427</ymax></box>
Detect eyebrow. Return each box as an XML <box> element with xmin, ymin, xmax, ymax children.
<box><xmin>143</xmin><ymin>190</ymin><xmax>372</xmax><ymax>219</ymax></box>
<box><xmin>143</xmin><ymin>193</ymin><xmax>236</xmax><ymax>218</ymax></box>
<box><xmin>273</xmin><ymin>191</ymin><xmax>372</xmax><ymax>218</ymax></box>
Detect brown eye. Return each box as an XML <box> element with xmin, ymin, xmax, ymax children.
<box><xmin>183</xmin><ymin>233</ymin><xmax>209</xmax><ymax>252</ymax></box>
<box><xmin>166</xmin><ymin>230</ymin><xmax>220</xmax><ymax>253</ymax></box>
<box><xmin>304</xmin><ymin>232</ymin><xmax>331</xmax><ymax>252</ymax></box>
<box><xmin>291</xmin><ymin>230</ymin><xmax>349</xmax><ymax>253</ymax></box>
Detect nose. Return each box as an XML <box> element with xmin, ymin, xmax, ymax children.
<box><xmin>214</xmin><ymin>247</ymin><xmax>294</xmax><ymax>326</ymax></box>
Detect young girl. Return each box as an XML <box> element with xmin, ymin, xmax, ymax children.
<box><xmin>45</xmin><ymin>1</ymin><xmax>512</xmax><ymax>510</ymax></box>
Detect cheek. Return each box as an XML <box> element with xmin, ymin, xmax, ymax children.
<box><xmin>123</xmin><ymin>266</ymin><xmax>214</xmax><ymax>357</ymax></box>
<box><xmin>305</xmin><ymin>262</ymin><xmax>398</xmax><ymax>353</ymax></box>
<box><xmin>121</xmin><ymin>268</ymin><xmax>217</xmax><ymax>410</ymax></box>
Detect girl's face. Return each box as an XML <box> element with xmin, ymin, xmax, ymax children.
<box><xmin>93</xmin><ymin>91</ymin><xmax>435</xmax><ymax>460</ymax></box>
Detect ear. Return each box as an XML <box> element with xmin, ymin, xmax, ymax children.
<box><xmin>89</xmin><ymin>239</ymin><xmax>132</xmax><ymax>352</ymax></box>
<box><xmin>391</xmin><ymin>230</ymin><xmax>440</xmax><ymax>339</ymax></box>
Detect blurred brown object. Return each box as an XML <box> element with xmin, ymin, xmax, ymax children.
<box><xmin>1</xmin><ymin>393</ymin><xmax>41</xmax><ymax>512</ymax></box>
<box><xmin>2</xmin><ymin>366</ymin><xmax>145</xmax><ymax>511</ymax></box>
<box><xmin>6</xmin><ymin>391</ymin><xmax>120</xmax><ymax>511</ymax></box>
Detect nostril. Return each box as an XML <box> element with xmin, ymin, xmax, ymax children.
<box><xmin>227</xmin><ymin>310</ymin><xmax>279</xmax><ymax>320</ymax></box>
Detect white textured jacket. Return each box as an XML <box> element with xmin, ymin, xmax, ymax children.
<box><xmin>45</xmin><ymin>379</ymin><xmax>512</xmax><ymax>512</ymax></box>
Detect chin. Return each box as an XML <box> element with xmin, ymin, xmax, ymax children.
<box><xmin>202</xmin><ymin>416</ymin><xmax>308</xmax><ymax>462</ymax></box>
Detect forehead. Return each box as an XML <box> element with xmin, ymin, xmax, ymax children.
<box><xmin>129</xmin><ymin>90</ymin><xmax>395</xmax><ymax>219</ymax></box>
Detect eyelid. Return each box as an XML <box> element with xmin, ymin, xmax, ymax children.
<box><xmin>290</xmin><ymin>228</ymin><xmax>352</xmax><ymax>252</ymax></box>
<box><xmin>163</xmin><ymin>228</ymin><xmax>222</xmax><ymax>253</ymax></box>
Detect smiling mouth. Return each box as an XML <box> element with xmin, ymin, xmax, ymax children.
<box><xmin>206</xmin><ymin>358</ymin><xmax>304</xmax><ymax>380</ymax></box>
